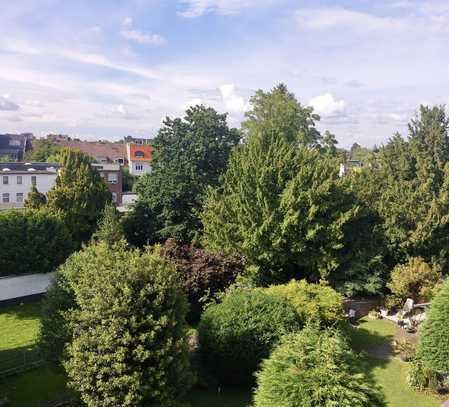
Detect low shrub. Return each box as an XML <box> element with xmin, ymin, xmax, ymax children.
<box><xmin>198</xmin><ymin>289</ymin><xmax>301</xmax><ymax>384</ymax></box>
<box><xmin>407</xmin><ymin>358</ymin><xmax>441</xmax><ymax>392</ymax></box>
<box><xmin>0</xmin><ymin>209</ymin><xmax>74</xmax><ymax>276</ymax></box>
<box><xmin>161</xmin><ymin>238</ymin><xmax>245</xmax><ymax>322</ymax></box>
<box><xmin>262</xmin><ymin>279</ymin><xmax>345</xmax><ymax>327</ymax></box>
<box><xmin>254</xmin><ymin>325</ymin><xmax>384</xmax><ymax>407</ymax></box>
<box><xmin>386</xmin><ymin>257</ymin><xmax>441</xmax><ymax>310</ymax></box>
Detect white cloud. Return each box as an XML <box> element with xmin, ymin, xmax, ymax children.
<box><xmin>113</xmin><ymin>104</ymin><xmax>139</xmax><ymax>120</ymax></box>
<box><xmin>296</xmin><ymin>8</ymin><xmax>405</xmax><ymax>32</ymax></box>
<box><xmin>120</xmin><ymin>30</ymin><xmax>166</xmax><ymax>46</ymax></box>
<box><xmin>219</xmin><ymin>84</ymin><xmax>247</xmax><ymax>113</ymax></box>
<box><xmin>177</xmin><ymin>0</ymin><xmax>273</xmax><ymax>18</ymax></box>
<box><xmin>309</xmin><ymin>93</ymin><xmax>346</xmax><ymax>117</ymax></box>
<box><xmin>182</xmin><ymin>98</ymin><xmax>202</xmax><ymax>109</ymax></box>
<box><xmin>122</xmin><ymin>17</ymin><xmax>133</xmax><ymax>26</ymax></box>
<box><xmin>0</xmin><ymin>94</ymin><xmax>20</xmax><ymax>111</ymax></box>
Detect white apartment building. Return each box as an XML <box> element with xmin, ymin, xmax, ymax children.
<box><xmin>0</xmin><ymin>163</ymin><xmax>59</xmax><ymax>210</ymax></box>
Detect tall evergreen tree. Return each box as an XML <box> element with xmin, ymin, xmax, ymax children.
<box><xmin>201</xmin><ymin>130</ymin><xmax>359</xmax><ymax>285</ymax></box>
<box><xmin>47</xmin><ymin>148</ymin><xmax>111</xmax><ymax>246</ymax></box>
<box><xmin>353</xmin><ymin>105</ymin><xmax>449</xmax><ymax>270</ymax></box>
<box><xmin>91</xmin><ymin>203</ymin><xmax>125</xmax><ymax>246</ymax></box>
<box><xmin>134</xmin><ymin>105</ymin><xmax>240</xmax><ymax>243</ymax></box>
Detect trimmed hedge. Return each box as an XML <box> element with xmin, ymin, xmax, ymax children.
<box><xmin>419</xmin><ymin>280</ymin><xmax>449</xmax><ymax>374</ymax></box>
<box><xmin>198</xmin><ymin>289</ymin><xmax>301</xmax><ymax>383</ymax></box>
<box><xmin>254</xmin><ymin>326</ymin><xmax>384</xmax><ymax>407</ymax></box>
<box><xmin>0</xmin><ymin>209</ymin><xmax>74</xmax><ymax>276</ymax></box>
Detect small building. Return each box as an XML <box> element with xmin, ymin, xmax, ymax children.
<box><xmin>0</xmin><ymin>162</ymin><xmax>59</xmax><ymax>210</ymax></box>
<box><xmin>126</xmin><ymin>143</ymin><xmax>153</xmax><ymax>176</ymax></box>
<box><xmin>91</xmin><ymin>163</ymin><xmax>123</xmax><ymax>205</ymax></box>
<box><xmin>0</xmin><ymin>133</ymin><xmax>33</xmax><ymax>161</ymax></box>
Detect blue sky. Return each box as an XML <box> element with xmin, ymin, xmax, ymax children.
<box><xmin>1</xmin><ymin>0</ymin><xmax>449</xmax><ymax>147</ymax></box>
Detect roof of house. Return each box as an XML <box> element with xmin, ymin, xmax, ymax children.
<box><xmin>50</xmin><ymin>138</ymin><xmax>126</xmax><ymax>162</ymax></box>
<box><xmin>0</xmin><ymin>162</ymin><xmax>60</xmax><ymax>173</ymax></box>
<box><xmin>128</xmin><ymin>143</ymin><xmax>153</xmax><ymax>162</ymax></box>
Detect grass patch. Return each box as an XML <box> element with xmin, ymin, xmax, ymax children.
<box><xmin>352</xmin><ymin>318</ymin><xmax>443</xmax><ymax>407</ymax></box>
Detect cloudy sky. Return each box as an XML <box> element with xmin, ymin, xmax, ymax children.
<box><xmin>1</xmin><ymin>0</ymin><xmax>449</xmax><ymax>147</ymax></box>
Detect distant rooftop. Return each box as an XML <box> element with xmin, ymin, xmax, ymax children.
<box><xmin>0</xmin><ymin>162</ymin><xmax>60</xmax><ymax>172</ymax></box>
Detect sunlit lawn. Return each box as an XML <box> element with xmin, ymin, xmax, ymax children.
<box><xmin>1</xmin><ymin>302</ymin><xmax>446</xmax><ymax>407</ymax></box>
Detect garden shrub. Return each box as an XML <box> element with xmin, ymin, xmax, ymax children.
<box><xmin>386</xmin><ymin>257</ymin><xmax>441</xmax><ymax>309</ymax></box>
<box><xmin>161</xmin><ymin>238</ymin><xmax>245</xmax><ymax>322</ymax></box>
<box><xmin>0</xmin><ymin>209</ymin><xmax>74</xmax><ymax>276</ymax></box>
<box><xmin>58</xmin><ymin>242</ymin><xmax>191</xmax><ymax>407</ymax></box>
<box><xmin>407</xmin><ymin>358</ymin><xmax>440</xmax><ymax>392</ymax></box>
<box><xmin>262</xmin><ymin>279</ymin><xmax>344</xmax><ymax>327</ymax></box>
<box><xmin>198</xmin><ymin>289</ymin><xmax>301</xmax><ymax>384</ymax></box>
<box><xmin>419</xmin><ymin>280</ymin><xmax>449</xmax><ymax>374</ymax></box>
<box><xmin>254</xmin><ymin>325</ymin><xmax>384</xmax><ymax>407</ymax></box>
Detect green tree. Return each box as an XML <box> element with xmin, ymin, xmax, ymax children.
<box><xmin>134</xmin><ymin>105</ymin><xmax>240</xmax><ymax>243</ymax></box>
<box><xmin>198</xmin><ymin>288</ymin><xmax>301</xmax><ymax>383</ymax></box>
<box><xmin>47</xmin><ymin>148</ymin><xmax>111</xmax><ymax>246</ymax></box>
<box><xmin>25</xmin><ymin>139</ymin><xmax>63</xmax><ymax>162</ymax></box>
<box><xmin>201</xmin><ymin>130</ymin><xmax>359</xmax><ymax>284</ymax></box>
<box><xmin>243</xmin><ymin>83</ymin><xmax>322</xmax><ymax>147</ymax></box>
<box><xmin>254</xmin><ymin>325</ymin><xmax>384</xmax><ymax>407</ymax></box>
<box><xmin>386</xmin><ymin>257</ymin><xmax>442</xmax><ymax>309</ymax></box>
<box><xmin>353</xmin><ymin>106</ymin><xmax>449</xmax><ymax>270</ymax></box>
<box><xmin>91</xmin><ymin>203</ymin><xmax>124</xmax><ymax>246</ymax></box>
<box><xmin>419</xmin><ymin>280</ymin><xmax>449</xmax><ymax>374</ymax></box>
<box><xmin>24</xmin><ymin>184</ymin><xmax>47</xmax><ymax>209</ymax></box>
<box><xmin>60</xmin><ymin>242</ymin><xmax>191</xmax><ymax>407</ymax></box>
<box><xmin>0</xmin><ymin>209</ymin><xmax>74</xmax><ymax>276</ymax></box>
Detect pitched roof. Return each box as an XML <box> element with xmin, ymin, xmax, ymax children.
<box><xmin>51</xmin><ymin>138</ymin><xmax>126</xmax><ymax>162</ymax></box>
<box><xmin>128</xmin><ymin>143</ymin><xmax>153</xmax><ymax>162</ymax></box>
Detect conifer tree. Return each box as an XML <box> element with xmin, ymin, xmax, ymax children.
<box><xmin>91</xmin><ymin>203</ymin><xmax>125</xmax><ymax>246</ymax></box>
<box><xmin>47</xmin><ymin>148</ymin><xmax>111</xmax><ymax>245</ymax></box>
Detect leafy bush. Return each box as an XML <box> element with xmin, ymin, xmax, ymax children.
<box><xmin>161</xmin><ymin>238</ymin><xmax>245</xmax><ymax>322</ymax></box>
<box><xmin>386</xmin><ymin>257</ymin><xmax>442</xmax><ymax>309</ymax></box>
<box><xmin>42</xmin><ymin>242</ymin><xmax>191</xmax><ymax>407</ymax></box>
<box><xmin>419</xmin><ymin>280</ymin><xmax>449</xmax><ymax>374</ymax></box>
<box><xmin>0</xmin><ymin>209</ymin><xmax>74</xmax><ymax>276</ymax></box>
<box><xmin>407</xmin><ymin>358</ymin><xmax>440</xmax><ymax>391</ymax></box>
<box><xmin>198</xmin><ymin>289</ymin><xmax>301</xmax><ymax>384</ymax></box>
<box><xmin>254</xmin><ymin>325</ymin><xmax>384</xmax><ymax>407</ymax></box>
<box><xmin>262</xmin><ymin>280</ymin><xmax>344</xmax><ymax>327</ymax></box>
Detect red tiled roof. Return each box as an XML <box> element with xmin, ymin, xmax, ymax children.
<box><xmin>129</xmin><ymin>144</ymin><xmax>153</xmax><ymax>162</ymax></box>
<box><xmin>52</xmin><ymin>139</ymin><xmax>126</xmax><ymax>161</ymax></box>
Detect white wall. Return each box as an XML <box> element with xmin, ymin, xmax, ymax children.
<box><xmin>0</xmin><ymin>172</ymin><xmax>58</xmax><ymax>209</ymax></box>
<box><xmin>129</xmin><ymin>160</ymin><xmax>152</xmax><ymax>176</ymax></box>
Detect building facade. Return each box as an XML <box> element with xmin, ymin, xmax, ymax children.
<box><xmin>91</xmin><ymin>163</ymin><xmax>123</xmax><ymax>205</ymax></box>
<box><xmin>0</xmin><ymin>134</ymin><xmax>33</xmax><ymax>161</ymax></box>
<box><xmin>126</xmin><ymin>143</ymin><xmax>153</xmax><ymax>176</ymax></box>
<box><xmin>0</xmin><ymin>163</ymin><xmax>59</xmax><ymax>210</ymax></box>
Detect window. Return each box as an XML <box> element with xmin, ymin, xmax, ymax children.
<box><xmin>134</xmin><ymin>151</ymin><xmax>145</xmax><ymax>158</ymax></box>
<box><xmin>108</xmin><ymin>173</ymin><xmax>118</xmax><ymax>184</ymax></box>
<box><xmin>2</xmin><ymin>193</ymin><xmax>9</xmax><ymax>203</ymax></box>
<box><xmin>111</xmin><ymin>192</ymin><xmax>117</xmax><ymax>203</ymax></box>
<box><xmin>17</xmin><ymin>176</ymin><xmax>22</xmax><ymax>185</ymax></box>
<box><xmin>135</xmin><ymin>164</ymin><xmax>143</xmax><ymax>171</ymax></box>
<box><xmin>16</xmin><ymin>193</ymin><xmax>23</xmax><ymax>203</ymax></box>
<box><xmin>2</xmin><ymin>176</ymin><xmax>8</xmax><ymax>185</ymax></box>
<box><xmin>31</xmin><ymin>176</ymin><xmax>37</xmax><ymax>186</ymax></box>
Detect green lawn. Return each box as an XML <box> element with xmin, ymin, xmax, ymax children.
<box><xmin>0</xmin><ymin>302</ymin><xmax>445</xmax><ymax>407</ymax></box>
<box><xmin>351</xmin><ymin>318</ymin><xmax>444</xmax><ymax>407</ymax></box>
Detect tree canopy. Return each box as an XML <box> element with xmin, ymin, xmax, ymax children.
<box><xmin>46</xmin><ymin>148</ymin><xmax>111</xmax><ymax>245</ymax></box>
<box><xmin>133</xmin><ymin>105</ymin><xmax>240</xmax><ymax>243</ymax></box>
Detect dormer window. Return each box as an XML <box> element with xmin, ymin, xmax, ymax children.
<box><xmin>134</xmin><ymin>150</ymin><xmax>145</xmax><ymax>158</ymax></box>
